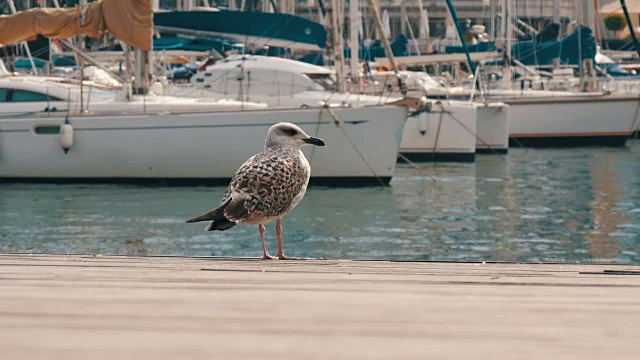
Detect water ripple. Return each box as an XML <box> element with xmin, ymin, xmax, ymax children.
<box><xmin>1</xmin><ymin>142</ymin><xmax>640</xmax><ymax>263</ymax></box>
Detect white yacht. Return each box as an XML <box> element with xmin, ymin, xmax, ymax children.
<box><xmin>0</xmin><ymin>74</ymin><xmax>407</xmax><ymax>185</ymax></box>
<box><xmin>441</xmin><ymin>86</ymin><xmax>639</xmax><ymax>147</ymax></box>
<box><xmin>423</xmin><ymin>65</ymin><xmax>638</xmax><ymax>147</ymax></box>
<box><xmin>182</xmin><ymin>55</ymin><xmax>491</xmax><ymax>161</ymax></box>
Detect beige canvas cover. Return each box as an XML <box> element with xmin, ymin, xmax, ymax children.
<box><xmin>0</xmin><ymin>0</ymin><xmax>152</xmax><ymax>50</ymax></box>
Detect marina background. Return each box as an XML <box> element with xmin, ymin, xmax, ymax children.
<box><xmin>3</xmin><ymin>141</ymin><xmax>639</xmax><ymax>264</ymax></box>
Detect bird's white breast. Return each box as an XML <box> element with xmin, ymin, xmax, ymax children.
<box><xmin>287</xmin><ymin>149</ymin><xmax>311</xmax><ymax>212</ymax></box>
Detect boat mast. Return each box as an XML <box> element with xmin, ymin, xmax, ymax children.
<box><xmin>366</xmin><ymin>0</ymin><xmax>405</xmax><ymax>94</ymax></box>
<box><xmin>79</xmin><ymin>0</ymin><xmax>87</xmax><ymax>112</ymax></box>
<box><xmin>47</xmin><ymin>1</ymin><xmax>130</xmax><ymax>97</ymax></box>
<box><xmin>349</xmin><ymin>0</ymin><xmax>361</xmax><ymax>85</ymax></box>
<box><xmin>443</xmin><ymin>0</ymin><xmax>476</xmax><ymax>75</ymax></box>
<box><xmin>7</xmin><ymin>0</ymin><xmax>38</xmax><ymax>75</ymax></box>
<box><xmin>367</xmin><ymin>0</ymin><xmax>398</xmax><ymax>74</ymax></box>
<box><xmin>490</xmin><ymin>0</ymin><xmax>496</xmax><ymax>40</ymax></box>
<box><xmin>331</xmin><ymin>0</ymin><xmax>346</xmax><ymax>92</ymax></box>
<box><xmin>417</xmin><ymin>0</ymin><xmax>432</xmax><ymax>53</ymax></box>
<box><xmin>593</xmin><ymin>0</ymin><xmax>601</xmax><ymax>40</ymax></box>
<box><xmin>619</xmin><ymin>0</ymin><xmax>640</xmax><ymax>57</ymax></box>
<box><xmin>499</xmin><ymin>0</ymin><xmax>511</xmax><ymax>88</ymax></box>
<box><xmin>316</xmin><ymin>0</ymin><xmax>327</xmax><ymax>25</ymax></box>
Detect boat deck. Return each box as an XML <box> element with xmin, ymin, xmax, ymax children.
<box><xmin>1</xmin><ymin>254</ymin><xmax>639</xmax><ymax>359</ymax></box>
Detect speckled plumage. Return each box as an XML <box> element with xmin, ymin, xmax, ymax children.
<box><xmin>186</xmin><ymin>122</ymin><xmax>325</xmax><ymax>260</ymax></box>
<box><xmin>220</xmin><ymin>145</ymin><xmax>310</xmax><ymax>225</ymax></box>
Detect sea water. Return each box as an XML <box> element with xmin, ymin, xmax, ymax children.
<box><xmin>1</xmin><ymin>141</ymin><xmax>639</xmax><ymax>263</ymax></box>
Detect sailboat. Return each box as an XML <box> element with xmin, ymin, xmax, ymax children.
<box><xmin>432</xmin><ymin>1</ymin><xmax>639</xmax><ymax>146</ymax></box>
<box><xmin>179</xmin><ymin>0</ymin><xmax>507</xmax><ymax>160</ymax></box>
<box><xmin>0</xmin><ymin>0</ymin><xmax>408</xmax><ymax>185</ymax></box>
<box><xmin>154</xmin><ymin>8</ymin><xmax>327</xmax><ymax>52</ymax></box>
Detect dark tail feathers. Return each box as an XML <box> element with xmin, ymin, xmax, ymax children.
<box><xmin>205</xmin><ymin>219</ymin><xmax>237</xmax><ymax>231</ymax></box>
<box><xmin>186</xmin><ymin>199</ymin><xmax>237</xmax><ymax>231</ymax></box>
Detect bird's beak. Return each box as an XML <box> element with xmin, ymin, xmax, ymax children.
<box><xmin>303</xmin><ymin>137</ymin><xmax>326</xmax><ymax>146</ymax></box>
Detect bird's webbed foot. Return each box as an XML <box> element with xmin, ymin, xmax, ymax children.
<box><xmin>276</xmin><ymin>254</ymin><xmax>306</xmax><ymax>260</ymax></box>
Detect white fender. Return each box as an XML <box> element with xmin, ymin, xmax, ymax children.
<box><xmin>59</xmin><ymin>123</ymin><xmax>74</xmax><ymax>154</ymax></box>
<box><xmin>418</xmin><ymin>112</ymin><xmax>428</xmax><ymax>136</ymax></box>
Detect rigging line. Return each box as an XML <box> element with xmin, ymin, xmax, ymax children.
<box><xmin>596</xmin><ymin>8</ymin><xmax>609</xmax><ymax>50</ymax></box>
<box><xmin>481</xmin><ymin>0</ymin><xmax>487</xmax><ymax>25</ymax></box>
<box><xmin>372</xmin><ymin>75</ymin><xmax>402</xmax><ymax>104</ymax></box>
<box><xmin>508</xmin><ymin>134</ymin><xmax>529</xmax><ymax>151</ymax></box>
<box><xmin>555</xmin><ymin>2</ymin><xmax>567</xmax><ymax>65</ymax></box>
<box><xmin>3</xmin><ymin>109</ymin><xmax>68</xmax><ymax>118</ymax></box>
<box><xmin>512</xmin><ymin>39</ymin><xmax>564</xmax><ymax>59</ymax></box>
<box><xmin>247</xmin><ymin>3</ymin><xmax>302</xmax><ymax>50</ymax></box>
<box><xmin>342</xmin><ymin>6</ymin><xmax>368</xmax><ymax>93</ymax></box>
<box><xmin>434</xmin><ymin>102</ymin><xmax>510</xmax><ymax>160</ymax></box>
<box><xmin>520</xmin><ymin>0</ymin><xmax>540</xmax><ymax>71</ymax></box>
<box><xmin>577</xmin><ymin>3</ymin><xmax>583</xmax><ymax>76</ymax></box>
<box><xmin>469</xmin><ymin>64</ymin><xmax>482</xmax><ymax>102</ymax></box>
<box><xmin>383</xmin><ymin>88</ymin><xmax>397</xmax><ymax>104</ymax></box>
<box><xmin>307</xmin><ymin>106</ymin><xmax>325</xmax><ymax>162</ymax></box>
<box><xmin>322</xmin><ymin>104</ymin><xmax>387</xmax><ymax>187</ymax></box>
<box><xmin>377</xmin><ymin>75</ymin><xmax>392</xmax><ymax>103</ymax></box>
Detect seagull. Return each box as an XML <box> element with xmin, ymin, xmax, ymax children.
<box><xmin>186</xmin><ymin>122</ymin><xmax>325</xmax><ymax>260</ymax></box>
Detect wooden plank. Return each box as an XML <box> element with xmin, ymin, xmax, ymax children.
<box><xmin>0</xmin><ymin>254</ymin><xmax>639</xmax><ymax>360</ymax></box>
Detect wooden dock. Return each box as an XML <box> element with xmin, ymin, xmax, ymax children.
<box><xmin>1</xmin><ymin>254</ymin><xmax>639</xmax><ymax>359</ymax></box>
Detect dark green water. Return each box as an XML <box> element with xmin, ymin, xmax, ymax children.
<box><xmin>1</xmin><ymin>141</ymin><xmax>639</xmax><ymax>263</ymax></box>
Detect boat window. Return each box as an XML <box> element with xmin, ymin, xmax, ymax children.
<box><xmin>10</xmin><ymin>90</ymin><xmax>62</xmax><ymax>102</ymax></box>
<box><xmin>306</xmin><ymin>74</ymin><xmax>338</xmax><ymax>91</ymax></box>
<box><xmin>0</xmin><ymin>89</ymin><xmax>8</xmax><ymax>102</ymax></box>
<box><xmin>85</xmin><ymin>88</ymin><xmax>119</xmax><ymax>101</ymax></box>
<box><xmin>34</xmin><ymin>125</ymin><xmax>61</xmax><ymax>135</ymax></box>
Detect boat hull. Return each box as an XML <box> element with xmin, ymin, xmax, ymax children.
<box><xmin>0</xmin><ymin>106</ymin><xmax>407</xmax><ymax>186</ymax></box>
<box><xmin>476</xmin><ymin>102</ymin><xmax>509</xmax><ymax>153</ymax></box>
<box><xmin>399</xmin><ymin>101</ymin><xmax>477</xmax><ymax>162</ymax></box>
<box><xmin>500</xmin><ymin>94</ymin><xmax>638</xmax><ymax>147</ymax></box>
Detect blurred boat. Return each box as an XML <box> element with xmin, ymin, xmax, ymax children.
<box><xmin>154</xmin><ymin>9</ymin><xmax>327</xmax><ymax>52</ymax></box>
<box><xmin>182</xmin><ymin>55</ymin><xmax>490</xmax><ymax>160</ymax></box>
<box><xmin>0</xmin><ymin>75</ymin><xmax>407</xmax><ymax>185</ymax></box>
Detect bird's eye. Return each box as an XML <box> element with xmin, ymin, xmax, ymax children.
<box><xmin>283</xmin><ymin>128</ymin><xmax>298</xmax><ymax>136</ymax></box>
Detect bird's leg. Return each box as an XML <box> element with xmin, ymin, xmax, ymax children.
<box><xmin>276</xmin><ymin>217</ymin><xmax>304</xmax><ymax>260</ymax></box>
<box><xmin>259</xmin><ymin>224</ymin><xmax>275</xmax><ymax>260</ymax></box>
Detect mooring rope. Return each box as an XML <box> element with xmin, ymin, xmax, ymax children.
<box><xmin>431</xmin><ymin>108</ymin><xmax>445</xmax><ymax>161</ymax></box>
<box><xmin>397</xmin><ymin>152</ymin><xmax>437</xmax><ymax>183</ymax></box>
<box><xmin>434</xmin><ymin>102</ymin><xmax>512</xmax><ymax>160</ymax></box>
<box><xmin>322</xmin><ymin>104</ymin><xmax>388</xmax><ymax>187</ymax></box>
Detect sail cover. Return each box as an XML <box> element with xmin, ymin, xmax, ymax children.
<box><xmin>0</xmin><ymin>0</ymin><xmax>152</xmax><ymax>50</ymax></box>
<box><xmin>154</xmin><ymin>10</ymin><xmax>327</xmax><ymax>51</ymax></box>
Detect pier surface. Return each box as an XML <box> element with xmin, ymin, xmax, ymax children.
<box><xmin>1</xmin><ymin>254</ymin><xmax>639</xmax><ymax>359</ymax></box>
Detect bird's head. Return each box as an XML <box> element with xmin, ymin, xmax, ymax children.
<box><xmin>265</xmin><ymin>122</ymin><xmax>326</xmax><ymax>149</ymax></box>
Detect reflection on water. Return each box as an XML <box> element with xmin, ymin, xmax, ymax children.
<box><xmin>587</xmin><ymin>155</ymin><xmax>623</xmax><ymax>260</ymax></box>
<box><xmin>1</xmin><ymin>142</ymin><xmax>639</xmax><ymax>263</ymax></box>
